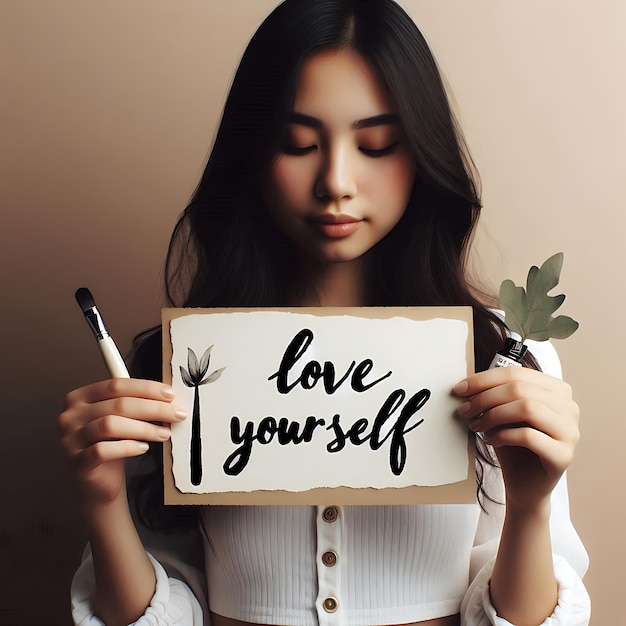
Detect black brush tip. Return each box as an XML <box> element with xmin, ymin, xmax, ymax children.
<box><xmin>75</xmin><ymin>287</ymin><xmax>96</xmax><ymax>313</ymax></box>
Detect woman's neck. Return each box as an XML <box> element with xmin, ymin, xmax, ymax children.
<box><xmin>298</xmin><ymin>259</ymin><xmax>367</xmax><ymax>307</ymax></box>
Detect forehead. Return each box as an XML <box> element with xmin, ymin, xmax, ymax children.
<box><xmin>292</xmin><ymin>49</ymin><xmax>393</xmax><ymax>121</ymax></box>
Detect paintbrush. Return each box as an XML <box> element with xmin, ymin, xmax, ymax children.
<box><xmin>74</xmin><ymin>287</ymin><xmax>130</xmax><ymax>378</ymax></box>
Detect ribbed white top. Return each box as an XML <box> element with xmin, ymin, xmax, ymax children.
<box><xmin>202</xmin><ymin>503</ymin><xmax>482</xmax><ymax>625</ymax></box>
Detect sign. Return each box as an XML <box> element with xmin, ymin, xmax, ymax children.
<box><xmin>162</xmin><ymin>307</ymin><xmax>475</xmax><ymax>505</ymax></box>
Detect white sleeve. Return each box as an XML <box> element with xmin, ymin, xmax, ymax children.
<box><xmin>460</xmin><ymin>340</ymin><xmax>591</xmax><ymax>625</ymax></box>
<box><xmin>69</xmin><ymin>449</ymin><xmax>211</xmax><ymax>625</ymax></box>
<box><xmin>71</xmin><ymin>549</ymin><xmax>207</xmax><ymax>625</ymax></box>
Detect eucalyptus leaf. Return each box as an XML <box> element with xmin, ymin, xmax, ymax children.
<box><xmin>547</xmin><ymin>315</ymin><xmax>579</xmax><ymax>340</ymax></box>
<box><xmin>499</xmin><ymin>279</ymin><xmax>527</xmax><ymax>338</ymax></box>
<box><xmin>499</xmin><ymin>253</ymin><xmax>578</xmax><ymax>343</ymax></box>
<box><xmin>525</xmin><ymin>310</ymin><xmax>553</xmax><ymax>336</ymax></box>
<box><xmin>526</xmin><ymin>253</ymin><xmax>564</xmax><ymax>311</ymax></box>
<box><xmin>540</xmin><ymin>293</ymin><xmax>566</xmax><ymax>315</ymax></box>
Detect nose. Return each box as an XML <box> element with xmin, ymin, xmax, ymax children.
<box><xmin>314</xmin><ymin>144</ymin><xmax>357</xmax><ymax>202</ymax></box>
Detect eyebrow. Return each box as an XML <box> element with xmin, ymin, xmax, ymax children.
<box><xmin>288</xmin><ymin>112</ymin><xmax>400</xmax><ymax>130</ymax></box>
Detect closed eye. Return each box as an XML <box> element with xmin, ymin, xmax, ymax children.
<box><xmin>359</xmin><ymin>142</ymin><xmax>399</xmax><ymax>157</ymax></box>
<box><xmin>281</xmin><ymin>144</ymin><xmax>317</xmax><ymax>156</ymax></box>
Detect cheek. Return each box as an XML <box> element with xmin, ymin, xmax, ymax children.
<box><xmin>370</xmin><ymin>157</ymin><xmax>414</xmax><ymax>206</ymax></box>
<box><xmin>270</xmin><ymin>159</ymin><xmax>309</xmax><ymax>208</ymax></box>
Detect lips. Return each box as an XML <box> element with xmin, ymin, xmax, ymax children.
<box><xmin>308</xmin><ymin>213</ymin><xmax>363</xmax><ymax>238</ymax></box>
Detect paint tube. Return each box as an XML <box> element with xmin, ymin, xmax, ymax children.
<box><xmin>489</xmin><ymin>337</ymin><xmax>527</xmax><ymax>369</ymax></box>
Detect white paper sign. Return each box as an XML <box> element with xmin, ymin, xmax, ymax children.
<box><xmin>165</xmin><ymin>308</ymin><xmax>473</xmax><ymax>501</ymax></box>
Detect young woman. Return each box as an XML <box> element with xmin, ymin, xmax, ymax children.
<box><xmin>61</xmin><ymin>1</ymin><xmax>590</xmax><ymax>624</ymax></box>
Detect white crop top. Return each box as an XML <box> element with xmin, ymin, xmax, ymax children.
<box><xmin>71</xmin><ymin>340</ymin><xmax>591</xmax><ymax>626</ymax></box>
<box><xmin>203</xmin><ymin>502</ymin><xmax>482</xmax><ymax>624</ymax></box>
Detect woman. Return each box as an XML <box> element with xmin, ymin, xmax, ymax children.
<box><xmin>62</xmin><ymin>1</ymin><xmax>590</xmax><ymax>624</ymax></box>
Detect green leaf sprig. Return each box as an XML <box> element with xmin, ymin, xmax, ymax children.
<box><xmin>499</xmin><ymin>252</ymin><xmax>579</xmax><ymax>344</ymax></box>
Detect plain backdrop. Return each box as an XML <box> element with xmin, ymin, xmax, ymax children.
<box><xmin>1</xmin><ymin>1</ymin><xmax>623</xmax><ymax>623</ymax></box>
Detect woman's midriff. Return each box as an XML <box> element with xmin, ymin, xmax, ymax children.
<box><xmin>212</xmin><ymin>613</ymin><xmax>461</xmax><ymax>626</ymax></box>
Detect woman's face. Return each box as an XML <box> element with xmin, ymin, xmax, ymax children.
<box><xmin>266</xmin><ymin>49</ymin><xmax>415</xmax><ymax>266</ymax></box>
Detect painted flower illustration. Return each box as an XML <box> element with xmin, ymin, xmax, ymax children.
<box><xmin>180</xmin><ymin>346</ymin><xmax>226</xmax><ymax>486</ymax></box>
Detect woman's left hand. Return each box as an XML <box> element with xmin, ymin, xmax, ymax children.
<box><xmin>453</xmin><ymin>367</ymin><xmax>580</xmax><ymax>511</ymax></box>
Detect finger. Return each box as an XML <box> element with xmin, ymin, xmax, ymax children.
<box><xmin>453</xmin><ymin>367</ymin><xmax>570</xmax><ymax>398</ymax></box>
<box><xmin>62</xmin><ymin>396</ymin><xmax>187</xmax><ymax>434</ymax></box>
<box><xmin>468</xmin><ymin>399</ymin><xmax>578</xmax><ymax>443</ymax></box>
<box><xmin>76</xmin><ymin>440</ymin><xmax>151</xmax><ymax>472</ymax></box>
<box><xmin>65</xmin><ymin>378</ymin><xmax>176</xmax><ymax>408</ymax></box>
<box><xmin>94</xmin><ymin>396</ymin><xmax>187</xmax><ymax>425</ymax></box>
<box><xmin>457</xmin><ymin>380</ymin><xmax>573</xmax><ymax>421</ymax></box>
<box><xmin>483</xmin><ymin>426</ymin><xmax>576</xmax><ymax>475</ymax></box>
<box><xmin>79</xmin><ymin>415</ymin><xmax>172</xmax><ymax>448</ymax></box>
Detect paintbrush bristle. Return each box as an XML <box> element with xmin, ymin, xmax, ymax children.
<box><xmin>75</xmin><ymin>287</ymin><xmax>96</xmax><ymax>313</ymax></box>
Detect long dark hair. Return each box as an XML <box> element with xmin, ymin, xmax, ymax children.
<box><xmin>130</xmin><ymin>0</ymin><xmax>536</xmax><ymax>530</ymax></box>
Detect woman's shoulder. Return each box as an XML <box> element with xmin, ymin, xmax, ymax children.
<box><xmin>524</xmin><ymin>338</ymin><xmax>562</xmax><ymax>379</ymax></box>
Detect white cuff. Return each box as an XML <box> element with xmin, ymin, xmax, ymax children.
<box><xmin>461</xmin><ymin>555</ymin><xmax>590</xmax><ymax>626</ymax></box>
<box><xmin>71</xmin><ymin>552</ymin><xmax>204</xmax><ymax>625</ymax></box>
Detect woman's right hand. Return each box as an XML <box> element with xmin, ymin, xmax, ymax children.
<box><xmin>58</xmin><ymin>378</ymin><xmax>187</xmax><ymax>505</ymax></box>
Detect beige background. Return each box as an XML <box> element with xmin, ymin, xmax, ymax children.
<box><xmin>1</xmin><ymin>1</ymin><xmax>623</xmax><ymax>623</ymax></box>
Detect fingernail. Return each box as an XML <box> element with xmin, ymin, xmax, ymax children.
<box><xmin>161</xmin><ymin>386</ymin><xmax>175</xmax><ymax>399</ymax></box>
<box><xmin>156</xmin><ymin>427</ymin><xmax>171</xmax><ymax>439</ymax></box>
<box><xmin>453</xmin><ymin>380</ymin><xmax>469</xmax><ymax>394</ymax></box>
<box><xmin>174</xmin><ymin>407</ymin><xmax>188</xmax><ymax>420</ymax></box>
<box><xmin>468</xmin><ymin>418</ymin><xmax>482</xmax><ymax>432</ymax></box>
<box><xmin>457</xmin><ymin>401</ymin><xmax>472</xmax><ymax>417</ymax></box>
<box><xmin>138</xmin><ymin>442</ymin><xmax>150</xmax><ymax>452</ymax></box>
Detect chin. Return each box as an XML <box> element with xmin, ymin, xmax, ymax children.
<box><xmin>311</xmin><ymin>247</ymin><xmax>369</xmax><ymax>266</ymax></box>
